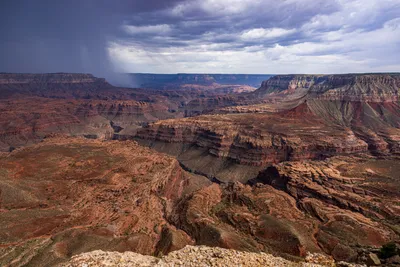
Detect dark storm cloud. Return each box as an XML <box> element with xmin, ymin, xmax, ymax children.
<box><xmin>0</xmin><ymin>0</ymin><xmax>184</xmax><ymax>84</ymax></box>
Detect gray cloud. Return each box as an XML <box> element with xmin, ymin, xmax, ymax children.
<box><xmin>1</xmin><ymin>0</ymin><xmax>400</xmax><ymax>76</ymax></box>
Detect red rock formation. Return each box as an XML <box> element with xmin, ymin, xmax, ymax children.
<box><xmin>249</xmin><ymin>155</ymin><xmax>400</xmax><ymax>261</ymax></box>
<box><xmin>175</xmin><ymin>74</ymin><xmax>400</xmax><ymax>116</ymax></box>
<box><xmin>0</xmin><ymin>96</ymin><xmax>183</xmax><ymax>152</ymax></box>
<box><xmin>168</xmin><ymin>154</ymin><xmax>399</xmax><ymax>263</ymax></box>
<box><xmin>0</xmin><ymin>73</ymin><xmax>111</xmax><ymax>99</ymax></box>
<box><xmin>0</xmin><ymin>73</ymin><xmax>185</xmax><ymax>151</ymax></box>
<box><xmin>1</xmin><ymin>138</ymin><xmax>397</xmax><ymax>265</ymax></box>
<box><xmin>0</xmin><ymin>137</ymin><xmax>210</xmax><ymax>266</ymax></box>
<box><xmin>136</xmin><ymin>73</ymin><xmax>400</xmax><ymax>181</ymax></box>
<box><xmin>1</xmin><ymin>73</ymin><xmax>400</xmax><ymax>266</ymax></box>
<box><xmin>136</xmin><ymin>99</ymin><xmax>400</xmax><ymax>182</ymax></box>
<box><xmin>0</xmin><ymin>73</ymin><xmax>265</xmax><ymax>150</ymax></box>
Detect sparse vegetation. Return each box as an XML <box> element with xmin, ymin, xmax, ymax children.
<box><xmin>379</xmin><ymin>242</ymin><xmax>399</xmax><ymax>259</ymax></box>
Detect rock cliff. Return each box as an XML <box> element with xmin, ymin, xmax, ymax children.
<box><xmin>0</xmin><ymin>73</ymin><xmax>272</xmax><ymax>151</ymax></box>
<box><xmin>136</xmin><ymin>99</ymin><xmax>400</xmax><ymax>182</ymax></box>
<box><xmin>0</xmin><ymin>97</ymin><xmax>180</xmax><ymax>152</ymax></box>
<box><xmin>253</xmin><ymin>74</ymin><xmax>400</xmax><ymax>102</ymax></box>
<box><xmin>176</xmin><ymin>73</ymin><xmax>400</xmax><ymax>117</ymax></box>
<box><xmin>0</xmin><ymin>73</ymin><xmax>111</xmax><ymax>99</ymax></box>
<box><xmin>0</xmin><ymin>73</ymin><xmax>183</xmax><ymax>151</ymax></box>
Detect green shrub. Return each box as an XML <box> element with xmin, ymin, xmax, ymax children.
<box><xmin>379</xmin><ymin>242</ymin><xmax>398</xmax><ymax>259</ymax></box>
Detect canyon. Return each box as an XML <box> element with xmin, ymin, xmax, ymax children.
<box><xmin>0</xmin><ymin>73</ymin><xmax>399</xmax><ymax>266</ymax></box>
<box><xmin>0</xmin><ymin>137</ymin><xmax>398</xmax><ymax>266</ymax></box>
<box><xmin>0</xmin><ymin>73</ymin><xmax>265</xmax><ymax>152</ymax></box>
<box><xmin>136</xmin><ymin>74</ymin><xmax>400</xmax><ymax>182</ymax></box>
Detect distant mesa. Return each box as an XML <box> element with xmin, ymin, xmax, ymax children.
<box><xmin>253</xmin><ymin>73</ymin><xmax>400</xmax><ymax>102</ymax></box>
<box><xmin>128</xmin><ymin>73</ymin><xmax>274</xmax><ymax>88</ymax></box>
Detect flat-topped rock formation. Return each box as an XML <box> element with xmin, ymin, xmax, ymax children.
<box><xmin>0</xmin><ymin>73</ymin><xmax>107</xmax><ymax>85</ymax></box>
<box><xmin>0</xmin><ymin>73</ymin><xmax>111</xmax><ymax>99</ymax></box>
<box><xmin>0</xmin><ymin>97</ymin><xmax>180</xmax><ymax>152</ymax></box>
<box><xmin>128</xmin><ymin>73</ymin><xmax>273</xmax><ymax>88</ymax></box>
<box><xmin>179</xmin><ymin>73</ymin><xmax>400</xmax><ymax>117</ymax></box>
<box><xmin>253</xmin><ymin>73</ymin><xmax>400</xmax><ymax>102</ymax></box>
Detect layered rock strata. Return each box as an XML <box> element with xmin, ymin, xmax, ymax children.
<box><xmin>136</xmin><ymin>99</ymin><xmax>400</xmax><ymax>182</ymax></box>
<box><xmin>0</xmin><ymin>138</ymin><xmax>398</xmax><ymax>265</ymax></box>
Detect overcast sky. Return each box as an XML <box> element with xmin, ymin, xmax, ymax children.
<box><xmin>1</xmin><ymin>0</ymin><xmax>399</xmax><ymax>77</ymax></box>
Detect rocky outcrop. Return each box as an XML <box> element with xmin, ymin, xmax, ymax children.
<box><xmin>252</xmin><ymin>156</ymin><xmax>400</xmax><ymax>221</ymax></box>
<box><xmin>248</xmin><ymin>155</ymin><xmax>400</xmax><ymax>262</ymax></box>
<box><xmin>0</xmin><ymin>73</ymin><xmax>196</xmax><ymax>151</ymax></box>
<box><xmin>255</xmin><ymin>75</ymin><xmax>324</xmax><ymax>96</ymax></box>
<box><xmin>309</xmin><ymin>74</ymin><xmax>400</xmax><ymax>102</ymax></box>
<box><xmin>177</xmin><ymin>155</ymin><xmax>399</xmax><ymax>263</ymax></box>
<box><xmin>3</xmin><ymin>72</ymin><xmax>398</xmax><ymax>154</ymax></box>
<box><xmin>0</xmin><ymin>73</ymin><xmax>272</xmax><ymax>150</ymax></box>
<box><xmin>1</xmin><ymin>73</ymin><xmax>400</xmax><ymax>266</ymax></box>
<box><xmin>165</xmin><ymin>155</ymin><xmax>398</xmax><ymax>264</ymax></box>
<box><xmin>59</xmin><ymin>245</ymin><xmax>340</xmax><ymax>267</ymax></box>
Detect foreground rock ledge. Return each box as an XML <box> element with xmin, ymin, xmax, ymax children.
<box><xmin>59</xmin><ymin>245</ymin><xmax>361</xmax><ymax>267</ymax></box>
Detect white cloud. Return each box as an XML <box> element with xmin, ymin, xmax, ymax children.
<box><xmin>199</xmin><ymin>0</ymin><xmax>259</xmax><ymax>15</ymax></box>
<box><xmin>241</xmin><ymin>28</ymin><xmax>296</xmax><ymax>41</ymax></box>
<box><xmin>109</xmin><ymin>0</ymin><xmax>400</xmax><ymax>74</ymax></box>
<box><xmin>169</xmin><ymin>0</ymin><xmax>261</xmax><ymax>17</ymax></box>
